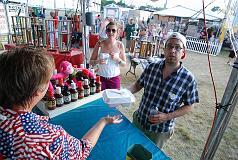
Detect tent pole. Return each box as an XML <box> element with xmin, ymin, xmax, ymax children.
<box><xmin>201</xmin><ymin>57</ymin><xmax>238</xmax><ymax>160</ymax></box>
<box><xmin>3</xmin><ymin>0</ymin><xmax>11</xmax><ymax>43</ymax></box>
<box><xmin>81</xmin><ymin>0</ymin><xmax>90</xmax><ymax>68</ymax></box>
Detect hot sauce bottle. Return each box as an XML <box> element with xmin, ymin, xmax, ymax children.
<box><xmin>70</xmin><ymin>83</ymin><xmax>78</xmax><ymax>102</ymax></box>
<box><xmin>83</xmin><ymin>79</ymin><xmax>90</xmax><ymax>97</ymax></box>
<box><xmin>62</xmin><ymin>86</ymin><xmax>71</xmax><ymax>104</ymax></box>
<box><xmin>96</xmin><ymin>76</ymin><xmax>101</xmax><ymax>93</ymax></box>
<box><xmin>46</xmin><ymin>90</ymin><xmax>56</xmax><ymax>110</ymax></box>
<box><xmin>77</xmin><ymin>81</ymin><xmax>84</xmax><ymax>99</ymax></box>
<box><xmin>89</xmin><ymin>77</ymin><xmax>96</xmax><ymax>95</ymax></box>
<box><xmin>55</xmin><ymin>87</ymin><xmax>64</xmax><ymax>107</ymax></box>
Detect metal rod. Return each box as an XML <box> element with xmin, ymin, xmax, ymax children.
<box><xmin>3</xmin><ymin>2</ymin><xmax>11</xmax><ymax>43</ymax></box>
<box><xmin>201</xmin><ymin>57</ymin><xmax>238</xmax><ymax>159</ymax></box>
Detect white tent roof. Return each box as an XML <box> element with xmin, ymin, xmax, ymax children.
<box><xmin>153</xmin><ymin>5</ymin><xmax>224</xmax><ymax>21</ymax></box>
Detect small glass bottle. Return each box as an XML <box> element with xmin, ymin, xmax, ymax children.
<box><xmin>89</xmin><ymin>78</ymin><xmax>96</xmax><ymax>95</ymax></box>
<box><xmin>70</xmin><ymin>83</ymin><xmax>78</xmax><ymax>102</ymax></box>
<box><xmin>77</xmin><ymin>81</ymin><xmax>84</xmax><ymax>99</ymax></box>
<box><xmin>46</xmin><ymin>90</ymin><xmax>56</xmax><ymax>110</ymax></box>
<box><xmin>62</xmin><ymin>86</ymin><xmax>71</xmax><ymax>104</ymax></box>
<box><xmin>96</xmin><ymin>76</ymin><xmax>101</xmax><ymax>93</ymax></box>
<box><xmin>83</xmin><ymin>79</ymin><xmax>90</xmax><ymax>97</ymax></box>
<box><xmin>55</xmin><ymin>87</ymin><xmax>64</xmax><ymax>107</ymax></box>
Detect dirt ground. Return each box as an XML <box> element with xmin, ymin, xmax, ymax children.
<box><xmin>118</xmin><ymin>50</ymin><xmax>238</xmax><ymax>160</ymax></box>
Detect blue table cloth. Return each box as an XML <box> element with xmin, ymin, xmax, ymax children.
<box><xmin>50</xmin><ymin>98</ymin><xmax>170</xmax><ymax>160</ymax></box>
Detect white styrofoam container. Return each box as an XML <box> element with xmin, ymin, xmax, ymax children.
<box><xmin>102</xmin><ymin>89</ymin><xmax>135</xmax><ymax>107</ymax></box>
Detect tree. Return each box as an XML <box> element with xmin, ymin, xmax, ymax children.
<box><xmin>101</xmin><ymin>0</ymin><xmax>116</xmax><ymax>10</ymax></box>
<box><xmin>116</xmin><ymin>1</ymin><xmax>129</xmax><ymax>8</ymax></box>
<box><xmin>211</xmin><ymin>6</ymin><xmax>221</xmax><ymax>12</ymax></box>
<box><xmin>139</xmin><ymin>5</ymin><xmax>163</xmax><ymax>11</ymax></box>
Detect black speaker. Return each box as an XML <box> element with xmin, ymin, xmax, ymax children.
<box><xmin>85</xmin><ymin>12</ymin><xmax>95</xmax><ymax>26</ymax></box>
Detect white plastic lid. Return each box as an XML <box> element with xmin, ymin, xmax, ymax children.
<box><xmin>53</xmin><ymin>69</ymin><xmax>57</xmax><ymax>75</ymax></box>
<box><xmin>102</xmin><ymin>89</ymin><xmax>135</xmax><ymax>107</ymax></box>
<box><xmin>80</xmin><ymin>64</ymin><xmax>84</xmax><ymax>68</ymax></box>
<box><xmin>71</xmin><ymin>82</ymin><xmax>77</xmax><ymax>89</ymax></box>
<box><xmin>89</xmin><ymin>68</ymin><xmax>95</xmax><ymax>75</ymax></box>
<box><xmin>55</xmin><ymin>87</ymin><xmax>61</xmax><ymax>94</ymax></box>
<box><xmin>84</xmin><ymin>79</ymin><xmax>89</xmax><ymax>85</ymax></box>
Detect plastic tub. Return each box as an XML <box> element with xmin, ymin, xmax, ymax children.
<box><xmin>102</xmin><ymin>89</ymin><xmax>135</xmax><ymax>107</ymax></box>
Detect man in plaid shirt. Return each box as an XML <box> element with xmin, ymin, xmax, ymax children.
<box><xmin>128</xmin><ymin>32</ymin><xmax>199</xmax><ymax>148</ymax></box>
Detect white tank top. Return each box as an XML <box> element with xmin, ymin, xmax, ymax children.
<box><xmin>97</xmin><ymin>52</ymin><xmax>120</xmax><ymax>78</ymax></box>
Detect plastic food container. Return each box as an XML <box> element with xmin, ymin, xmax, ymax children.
<box><xmin>102</xmin><ymin>89</ymin><xmax>135</xmax><ymax>107</ymax></box>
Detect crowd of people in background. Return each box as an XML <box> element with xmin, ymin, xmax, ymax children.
<box><xmin>94</xmin><ymin>15</ymin><xmax>170</xmax><ymax>56</ymax></box>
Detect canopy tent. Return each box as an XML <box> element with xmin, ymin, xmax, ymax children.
<box><xmin>153</xmin><ymin>5</ymin><xmax>224</xmax><ymax>21</ymax></box>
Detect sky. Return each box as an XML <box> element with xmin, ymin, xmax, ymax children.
<box><xmin>121</xmin><ymin>0</ymin><xmax>227</xmax><ymax>11</ymax></box>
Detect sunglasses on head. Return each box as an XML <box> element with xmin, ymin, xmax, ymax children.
<box><xmin>106</xmin><ymin>28</ymin><xmax>116</xmax><ymax>33</ymax></box>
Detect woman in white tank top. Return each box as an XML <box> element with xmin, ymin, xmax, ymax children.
<box><xmin>90</xmin><ymin>21</ymin><xmax>126</xmax><ymax>90</ymax></box>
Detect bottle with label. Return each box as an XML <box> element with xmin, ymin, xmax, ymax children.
<box><xmin>46</xmin><ymin>90</ymin><xmax>56</xmax><ymax>110</ymax></box>
<box><xmin>89</xmin><ymin>78</ymin><xmax>96</xmax><ymax>95</ymax></box>
<box><xmin>96</xmin><ymin>76</ymin><xmax>101</xmax><ymax>93</ymax></box>
<box><xmin>55</xmin><ymin>87</ymin><xmax>64</xmax><ymax>107</ymax></box>
<box><xmin>83</xmin><ymin>79</ymin><xmax>90</xmax><ymax>97</ymax></box>
<box><xmin>62</xmin><ymin>86</ymin><xmax>71</xmax><ymax>104</ymax></box>
<box><xmin>77</xmin><ymin>81</ymin><xmax>84</xmax><ymax>99</ymax></box>
<box><xmin>70</xmin><ymin>83</ymin><xmax>78</xmax><ymax>102</ymax></box>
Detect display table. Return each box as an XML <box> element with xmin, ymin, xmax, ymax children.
<box><xmin>36</xmin><ymin>93</ymin><xmax>170</xmax><ymax>160</ymax></box>
<box><xmin>47</xmin><ymin>48</ymin><xmax>84</xmax><ymax>71</ymax></box>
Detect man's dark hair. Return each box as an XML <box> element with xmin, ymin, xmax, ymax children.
<box><xmin>0</xmin><ymin>48</ymin><xmax>54</xmax><ymax>109</ymax></box>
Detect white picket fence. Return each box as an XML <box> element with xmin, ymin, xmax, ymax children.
<box><xmin>186</xmin><ymin>36</ymin><xmax>221</xmax><ymax>56</ymax></box>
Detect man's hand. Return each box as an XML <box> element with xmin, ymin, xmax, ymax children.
<box><xmin>148</xmin><ymin>112</ymin><xmax>168</xmax><ymax>124</ymax></box>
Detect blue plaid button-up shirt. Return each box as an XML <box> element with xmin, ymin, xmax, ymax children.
<box><xmin>136</xmin><ymin>60</ymin><xmax>199</xmax><ymax>133</ymax></box>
